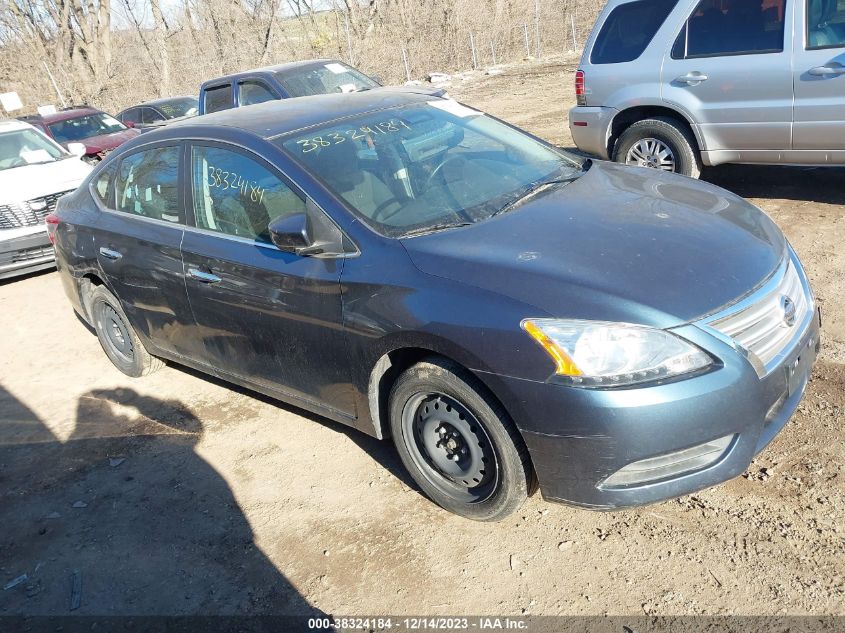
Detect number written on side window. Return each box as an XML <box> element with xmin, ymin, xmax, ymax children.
<box><xmin>115</xmin><ymin>146</ymin><xmax>180</xmax><ymax>223</ymax></box>
<box><xmin>191</xmin><ymin>146</ymin><xmax>305</xmax><ymax>243</ymax></box>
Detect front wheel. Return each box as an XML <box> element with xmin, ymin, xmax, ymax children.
<box><xmin>389</xmin><ymin>358</ymin><xmax>534</xmax><ymax>521</ymax></box>
<box><xmin>613</xmin><ymin>117</ymin><xmax>701</xmax><ymax>178</ymax></box>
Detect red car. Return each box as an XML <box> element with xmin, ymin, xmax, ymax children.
<box><xmin>20</xmin><ymin>107</ymin><xmax>140</xmax><ymax>164</ymax></box>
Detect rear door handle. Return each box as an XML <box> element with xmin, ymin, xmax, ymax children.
<box><xmin>676</xmin><ymin>72</ymin><xmax>709</xmax><ymax>84</ymax></box>
<box><xmin>809</xmin><ymin>65</ymin><xmax>845</xmax><ymax>77</ymax></box>
<box><xmin>98</xmin><ymin>247</ymin><xmax>122</xmax><ymax>260</ymax></box>
<box><xmin>188</xmin><ymin>268</ymin><xmax>222</xmax><ymax>284</ymax></box>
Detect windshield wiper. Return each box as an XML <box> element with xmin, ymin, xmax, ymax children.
<box><xmin>400</xmin><ymin>221</ymin><xmax>473</xmax><ymax>238</ymax></box>
<box><xmin>492</xmin><ymin>176</ymin><xmax>577</xmax><ymax>218</ymax></box>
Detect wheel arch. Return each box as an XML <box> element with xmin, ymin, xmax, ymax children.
<box><xmin>366</xmin><ymin>344</ymin><xmax>514</xmax><ymax>443</ymax></box>
<box><xmin>77</xmin><ymin>272</ymin><xmax>107</xmax><ymax>323</ymax></box>
<box><xmin>609</xmin><ymin>105</ymin><xmax>703</xmax><ymax>158</ymax></box>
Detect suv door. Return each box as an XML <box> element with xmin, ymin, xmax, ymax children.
<box><xmin>180</xmin><ymin>142</ymin><xmax>355</xmax><ymax>416</ymax></box>
<box><xmin>94</xmin><ymin>143</ymin><xmax>195</xmax><ymax>356</ymax></box>
<box><xmin>661</xmin><ymin>0</ymin><xmax>794</xmax><ymax>155</ymax></box>
<box><xmin>794</xmin><ymin>0</ymin><xmax>845</xmax><ymax>152</ymax></box>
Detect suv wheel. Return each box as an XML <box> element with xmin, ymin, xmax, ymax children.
<box><xmin>90</xmin><ymin>285</ymin><xmax>164</xmax><ymax>378</ymax></box>
<box><xmin>388</xmin><ymin>357</ymin><xmax>534</xmax><ymax>521</ymax></box>
<box><xmin>613</xmin><ymin>117</ymin><xmax>701</xmax><ymax>178</ymax></box>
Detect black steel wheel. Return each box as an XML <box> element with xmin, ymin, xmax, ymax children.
<box><xmin>389</xmin><ymin>357</ymin><xmax>534</xmax><ymax>521</ymax></box>
<box><xmin>90</xmin><ymin>285</ymin><xmax>163</xmax><ymax>378</ymax></box>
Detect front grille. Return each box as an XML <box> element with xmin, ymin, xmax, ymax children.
<box><xmin>0</xmin><ymin>190</ymin><xmax>73</xmax><ymax>230</ymax></box>
<box><xmin>12</xmin><ymin>245</ymin><xmax>54</xmax><ymax>263</ymax></box>
<box><xmin>702</xmin><ymin>253</ymin><xmax>813</xmax><ymax>376</ymax></box>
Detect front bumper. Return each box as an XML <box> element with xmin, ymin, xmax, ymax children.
<box><xmin>482</xmin><ymin>308</ymin><xmax>820</xmax><ymax>510</ymax></box>
<box><xmin>0</xmin><ymin>226</ymin><xmax>55</xmax><ymax>280</ymax></box>
<box><xmin>568</xmin><ymin>106</ymin><xmax>617</xmax><ymax>159</ymax></box>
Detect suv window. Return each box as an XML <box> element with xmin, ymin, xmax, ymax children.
<box><xmin>203</xmin><ymin>84</ymin><xmax>233</xmax><ymax>114</ymax></box>
<box><xmin>672</xmin><ymin>0</ymin><xmax>787</xmax><ymax>58</ymax></box>
<box><xmin>591</xmin><ymin>0</ymin><xmax>679</xmax><ymax>64</ymax></box>
<box><xmin>238</xmin><ymin>81</ymin><xmax>278</xmax><ymax>106</ymax></box>
<box><xmin>115</xmin><ymin>146</ymin><xmax>181</xmax><ymax>223</ymax></box>
<box><xmin>807</xmin><ymin>0</ymin><xmax>845</xmax><ymax>49</ymax></box>
<box><xmin>191</xmin><ymin>145</ymin><xmax>305</xmax><ymax>242</ymax></box>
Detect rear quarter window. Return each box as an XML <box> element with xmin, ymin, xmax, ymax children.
<box><xmin>591</xmin><ymin>0</ymin><xmax>680</xmax><ymax>64</ymax></box>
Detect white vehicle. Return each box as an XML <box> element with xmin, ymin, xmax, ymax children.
<box><xmin>0</xmin><ymin>120</ymin><xmax>91</xmax><ymax>279</ymax></box>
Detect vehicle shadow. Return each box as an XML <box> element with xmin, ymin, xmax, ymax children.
<box><xmin>0</xmin><ymin>383</ymin><xmax>332</xmax><ymax>625</ymax></box>
<box><xmin>703</xmin><ymin>164</ymin><xmax>845</xmax><ymax>205</ymax></box>
<box><xmin>167</xmin><ymin>363</ymin><xmax>421</xmax><ymax>494</ymax></box>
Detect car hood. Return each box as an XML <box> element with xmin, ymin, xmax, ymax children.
<box><xmin>401</xmin><ymin>161</ymin><xmax>786</xmax><ymax>328</ymax></box>
<box><xmin>74</xmin><ymin>128</ymin><xmax>140</xmax><ymax>153</ymax></box>
<box><xmin>0</xmin><ymin>158</ymin><xmax>91</xmax><ymax>205</ymax></box>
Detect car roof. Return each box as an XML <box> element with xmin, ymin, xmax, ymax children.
<box><xmin>160</xmin><ymin>89</ymin><xmax>436</xmax><ymax>141</ymax></box>
<box><xmin>0</xmin><ymin>119</ymin><xmax>35</xmax><ymax>133</ymax></box>
<box><xmin>34</xmin><ymin>107</ymin><xmax>102</xmax><ymax>124</ymax></box>
<box><xmin>127</xmin><ymin>96</ymin><xmax>198</xmax><ymax>110</ymax></box>
<box><xmin>199</xmin><ymin>59</ymin><xmax>338</xmax><ymax>88</ymax></box>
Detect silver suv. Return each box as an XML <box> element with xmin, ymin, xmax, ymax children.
<box><xmin>569</xmin><ymin>0</ymin><xmax>845</xmax><ymax>177</ymax></box>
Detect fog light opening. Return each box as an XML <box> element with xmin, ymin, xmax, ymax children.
<box><xmin>599</xmin><ymin>434</ymin><xmax>736</xmax><ymax>489</ymax></box>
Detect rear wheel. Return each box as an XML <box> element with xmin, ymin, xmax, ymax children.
<box><xmin>613</xmin><ymin>117</ymin><xmax>701</xmax><ymax>178</ymax></box>
<box><xmin>389</xmin><ymin>357</ymin><xmax>533</xmax><ymax>521</ymax></box>
<box><xmin>90</xmin><ymin>285</ymin><xmax>163</xmax><ymax>378</ymax></box>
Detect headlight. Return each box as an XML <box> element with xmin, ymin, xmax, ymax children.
<box><xmin>521</xmin><ymin>319</ymin><xmax>713</xmax><ymax>387</ymax></box>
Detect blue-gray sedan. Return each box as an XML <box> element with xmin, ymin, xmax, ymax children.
<box><xmin>49</xmin><ymin>91</ymin><xmax>820</xmax><ymax>520</ymax></box>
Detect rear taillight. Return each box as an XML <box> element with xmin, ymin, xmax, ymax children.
<box><xmin>45</xmin><ymin>213</ymin><xmax>60</xmax><ymax>245</ymax></box>
<box><xmin>575</xmin><ymin>70</ymin><xmax>587</xmax><ymax>107</ymax></box>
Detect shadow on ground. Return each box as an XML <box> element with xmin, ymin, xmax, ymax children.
<box><xmin>0</xmin><ymin>383</ymin><xmax>329</xmax><ymax>619</ymax></box>
<box><xmin>703</xmin><ymin>164</ymin><xmax>845</xmax><ymax>205</ymax></box>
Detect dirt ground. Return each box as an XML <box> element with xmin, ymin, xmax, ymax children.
<box><xmin>1</xmin><ymin>59</ymin><xmax>843</xmax><ymax>620</ymax></box>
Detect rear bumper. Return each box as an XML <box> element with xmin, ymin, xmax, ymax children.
<box><xmin>568</xmin><ymin>106</ymin><xmax>617</xmax><ymax>159</ymax></box>
<box><xmin>0</xmin><ymin>227</ymin><xmax>54</xmax><ymax>280</ymax></box>
<box><xmin>482</xmin><ymin>309</ymin><xmax>820</xmax><ymax>510</ymax></box>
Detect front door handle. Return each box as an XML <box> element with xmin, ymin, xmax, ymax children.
<box><xmin>98</xmin><ymin>247</ymin><xmax>122</xmax><ymax>260</ymax></box>
<box><xmin>809</xmin><ymin>65</ymin><xmax>845</xmax><ymax>77</ymax></box>
<box><xmin>188</xmin><ymin>268</ymin><xmax>222</xmax><ymax>284</ymax></box>
<box><xmin>676</xmin><ymin>72</ymin><xmax>709</xmax><ymax>84</ymax></box>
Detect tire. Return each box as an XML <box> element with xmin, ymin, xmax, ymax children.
<box><xmin>613</xmin><ymin>116</ymin><xmax>701</xmax><ymax>178</ymax></box>
<box><xmin>90</xmin><ymin>285</ymin><xmax>164</xmax><ymax>378</ymax></box>
<box><xmin>388</xmin><ymin>357</ymin><xmax>534</xmax><ymax>521</ymax></box>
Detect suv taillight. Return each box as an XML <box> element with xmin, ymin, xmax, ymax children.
<box><xmin>575</xmin><ymin>70</ymin><xmax>587</xmax><ymax>107</ymax></box>
<box><xmin>45</xmin><ymin>213</ymin><xmax>60</xmax><ymax>245</ymax></box>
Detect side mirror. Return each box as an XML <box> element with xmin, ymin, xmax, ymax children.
<box><xmin>67</xmin><ymin>142</ymin><xmax>86</xmax><ymax>158</ymax></box>
<box><xmin>125</xmin><ymin>120</ymin><xmax>136</xmax><ymax>128</ymax></box>
<box><xmin>268</xmin><ymin>212</ymin><xmax>311</xmax><ymax>254</ymax></box>
<box><xmin>268</xmin><ymin>202</ymin><xmax>351</xmax><ymax>257</ymax></box>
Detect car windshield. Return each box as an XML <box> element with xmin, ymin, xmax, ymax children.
<box><xmin>278</xmin><ymin>101</ymin><xmax>585</xmax><ymax>237</ymax></box>
<box><xmin>0</xmin><ymin>129</ymin><xmax>66</xmax><ymax>172</ymax></box>
<box><xmin>48</xmin><ymin>112</ymin><xmax>126</xmax><ymax>143</ymax></box>
<box><xmin>277</xmin><ymin>62</ymin><xmax>379</xmax><ymax>98</ymax></box>
<box><xmin>157</xmin><ymin>97</ymin><xmax>199</xmax><ymax>119</ymax></box>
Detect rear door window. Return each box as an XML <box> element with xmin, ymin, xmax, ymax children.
<box><xmin>672</xmin><ymin>0</ymin><xmax>787</xmax><ymax>58</ymax></box>
<box><xmin>238</xmin><ymin>81</ymin><xmax>278</xmax><ymax>106</ymax></box>
<box><xmin>190</xmin><ymin>145</ymin><xmax>306</xmax><ymax>243</ymax></box>
<box><xmin>115</xmin><ymin>146</ymin><xmax>181</xmax><ymax>223</ymax></box>
<box><xmin>203</xmin><ymin>84</ymin><xmax>233</xmax><ymax>114</ymax></box>
<box><xmin>591</xmin><ymin>0</ymin><xmax>679</xmax><ymax>64</ymax></box>
<box><xmin>141</xmin><ymin>108</ymin><xmax>166</xmax><ymax>124</ymax></box>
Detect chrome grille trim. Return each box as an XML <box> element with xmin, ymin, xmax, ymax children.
<box><xmin>698</xmin><ymin>249</ymin><xmax>814</xmax><ymax>377</ymax></box>
<box><xmin>0</xmin><ymin>190</ymin><xmax>73</xmax><ymax>230</ymax></box>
